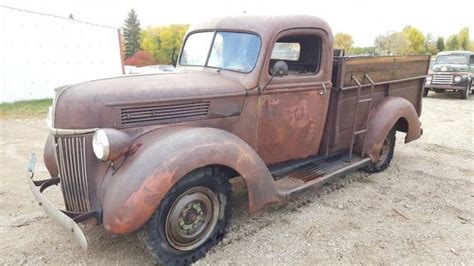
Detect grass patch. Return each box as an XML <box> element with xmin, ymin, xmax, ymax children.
<box><xmin>0</xmin><ymin>99</ymin><xmax>52</xmax><ymax>119</ymax></box>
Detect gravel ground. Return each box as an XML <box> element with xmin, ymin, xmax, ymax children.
<box><xmin>0</xmin><ymin>92</ymin><xmax>473</xmax><ymax>265</ymax></box>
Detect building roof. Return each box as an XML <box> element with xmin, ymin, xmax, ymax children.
<box><xmin>0</xmin><ymin>4</ymin><xmax>118</xmax><ymax>30</ymax></box>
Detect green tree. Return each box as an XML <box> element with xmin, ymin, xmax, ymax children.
<box><xmin>334</xmin><ymin>33</ymin><xmax>354</xmax><ymax>51</ymax></box>
<box><xmin>446</xmin><ymin>35</ymin><xmax>460</xmax><ymax>50</ymax></box>
<box><xmin>347</xmin><ymin>46</ymin><xmax>376</xmax><ymax>55</ymax></box>
<box><xmin>436</xmin><ymin>37</ymin><xmax>445</xmax><ymax>52</ymax></box>
<box><xmin>424</xmin><ymin>33</ymin><xmax>438</xmax><ymax>55</ymax></box>
<box><xmin>123</xmin><ymin>9</ymin><xmax>141</xmax><ymax>59</ymax></box>
<box><xmin>402</xmin><ymin>26</ymin><xmax>426</xmax><ymax>54</ymax></box>
<box><xmin>458</xmin><ymin>27</ymin><xmax>470</xmax><ymax>50</ymax></box>
<box><xmin>374</xmin><ymin>32</ymin><xmax>409</xmax><ymax>55</ymax></box>
<box><xmin>141</xmin><ymin>24</ymin><xmax>189</xmax><ymax>65</ymax></box>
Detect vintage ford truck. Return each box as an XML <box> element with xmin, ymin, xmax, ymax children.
<box><xmin>27</xmin><ymin>15</ymin><xmax>429</xmax><ymax>264</ymax></box>
<box><xmin>424</xmin><ymin>51</ymin><xmax>474</xmax><ymax>99</ymax></box>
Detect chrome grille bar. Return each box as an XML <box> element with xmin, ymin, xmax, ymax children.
<box><xmin>56</xmin><ymin>136</ymin><xmax>91</xmax><ymax>212</ymax></box>
<box><xmin>432</xmin><ymin>74</ymin><xmax>453</xmax><ymax>85</ymax></box>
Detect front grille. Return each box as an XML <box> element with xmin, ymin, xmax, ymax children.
<box><xmin>121</xmin><ymin>101</ymin><xmax>210</xmax><ymax>125</ymax></box>
<box><xmin>55</xmin><ymin>136</ymin><xmax>91</xmax><ymax>212</ymax></box>
<box><xmin>432</xmin><ymin>74</ymin><xmax>453</xmax><ymax>85</ymax></box>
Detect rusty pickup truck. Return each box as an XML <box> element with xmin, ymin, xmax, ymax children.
<box><xmin>27</xmin><ymin>15</ymin><xmax>429</xmax><ymax>265</ymax></box>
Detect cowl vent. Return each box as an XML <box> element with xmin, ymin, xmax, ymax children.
<box><xmin>121</xmin><ymin>101</ymin><xmax>210</xmax><ymax>125</ymax></box>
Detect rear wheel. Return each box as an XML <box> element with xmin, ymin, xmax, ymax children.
<box><xmin>137</xmin><ymin>167</ymin><xmax>232</xmax><ymax>265</ymax></box>
<box><xmin>364</xmin><ymin>128</ymin><xmax>396</xmax><ymax>173</ymax></box>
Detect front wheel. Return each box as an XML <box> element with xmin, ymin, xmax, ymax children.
<box><xmin>137</xmin><ymin>167</ymin><xmax>232</xmax><ymax>265</ymax></box>
<box><xmin>460</xmin><ymin>87</ymin><xmax>469</xmax><ymax>99</ymax></box>
<box><xmin>422</xmin><ymin>88</ymin><xmax>429</xmax><ymax>97</ymax></box>
<box><xmin>364</xmin><ymin>128</ymin><xmax>396</xmax><ymax>173</ymax></box>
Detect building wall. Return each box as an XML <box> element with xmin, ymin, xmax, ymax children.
<box><xmin>0</xmin><ymin>6</ymin><xmax>123</xmax><ymax>103</ymax></box>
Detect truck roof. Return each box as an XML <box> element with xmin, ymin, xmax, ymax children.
<box><xmin>188</xmin><ymin>15</ymin><xmax>332</xmax><ymax>39</ymax></box>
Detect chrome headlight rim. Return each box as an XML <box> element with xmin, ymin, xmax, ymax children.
<box><xmin>92</xmin><ymin>129</ymin><xmax>110</xmax><ymax>161</ymax></box>
<box><xmin>454</xmin><ymin>76</ymin><xmax>462</xmax><ymax>83</ymax></box>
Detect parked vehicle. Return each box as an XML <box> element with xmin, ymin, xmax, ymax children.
<box><xmin>424</xmin><ymin>51</ymin><xmax>474</xmax><ymax>99</ymax></box>
<box><xmin>126</xmin><ymin>64</ymin><xmax>176</xmax><ymax>75</ymax></box>
<box><xmin>27</xmin><ymin>15</ymin><xmax>429</xmax><ymax>265</ymax></box>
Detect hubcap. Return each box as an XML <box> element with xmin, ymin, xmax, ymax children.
<box><xmin>165</xmin><ymin>187</ymin><xmax>219</xmax><ymax>251</ymax></box>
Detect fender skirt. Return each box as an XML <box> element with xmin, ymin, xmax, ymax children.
<box><xmin>100</xmin><ymin>127</ymin><xmax>281</xmax><ymax>234</ymax></box>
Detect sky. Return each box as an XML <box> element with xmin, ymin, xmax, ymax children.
<box><xmin>1</xmin><ymin>0</ymin><xmax>473</xmax><ymax>47</ymax></box>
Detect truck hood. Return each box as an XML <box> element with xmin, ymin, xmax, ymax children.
<box><xmin>53</xmin><ymin>71</ymin><xmax>246</xmax><ymax>129</ymax></box>
<box><xmin>431</xmin><ymin>63</ymin><xmax>468</xmax><ymax>73</ymax></box>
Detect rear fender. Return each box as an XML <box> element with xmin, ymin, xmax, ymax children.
<box><xmin>100</xmin><ymin>127</ymin><xmax>280</xmax><ymax>234</ymax></box>
<box><xmin>364</xmin><ymin>96</ymin><xmax>422</xmax><ymax>162</ymax></box>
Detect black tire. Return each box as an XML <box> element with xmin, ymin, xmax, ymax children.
<box><xmin>364</xmin><ymin>128</ymin><xmax>396</xmax><ymax>173</ymax></box>
<box><xmin>137</xmin><ymin>167</ymin><xmax>232</xmax><ymax>265</ymax></box>
<box><xmin>422</xmin><ymin>88</ymin><xmax>429</xmax><ymax>97</ymax></box>
<box><xmin>460</xmin><ymin>86</ymin><xmax>469</xmax><ymax>99</ymax></box>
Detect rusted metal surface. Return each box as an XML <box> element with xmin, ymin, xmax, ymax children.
<box><xmin>53</xmin><ymin>71</ymin><xmax>246</xmax><ymax>129</ymax></box>
<box><xmin>43</xmin><ymin>134</ymin><xmax>58</xmax><ymax>177</ymax></box>
<box><xmin>100</xmin><ymin>127</ymin><xmax>281</xmax><ymax>234</ymax></box>
<box><xmin>363</xmin><ymin>96</ymin><xmax>422</xmax><ymax>162</ymax></box>
<box><xmin>32</xmin><ymin>15</ymin><xmax>429</xmax><ymax>245</ymax></box>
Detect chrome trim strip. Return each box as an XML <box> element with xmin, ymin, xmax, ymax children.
<box><xmin>50</xmin><ymin>127</ymin><xmax>99</xmax><ymax>136</ymax></box>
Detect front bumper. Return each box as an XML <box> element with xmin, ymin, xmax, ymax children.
<box><xmin>424</xmin><ymin>84</ymin><xmax>467</xmax><ymax>91</ymax></box>
<box><xmin>26</xmin><ymin>154</ymin><xmax>95</xmax><ymax>250</ymax></box>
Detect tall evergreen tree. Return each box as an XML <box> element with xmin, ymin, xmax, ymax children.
<box><xmin>123</xmin><ymin>9</ymin><xmax>141</xmax><ymax>59</ymax></box>
<box><xmin>436</xmin><ymin>37</ymin><xmax>445</xmax><ymax>52</ymax></box>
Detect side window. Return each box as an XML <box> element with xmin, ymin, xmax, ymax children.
<box><xmin>269</xmin><ymin>34</ymin><xmax>321</xmax><ymax>75</ymax></box>
<box><xmin>470</xmin><ymin>55</ymin><xmax>474</xmax><ymax>65</ymax></box>
<box><xmin>271</xmin><ymin>43</ymin><xmax>300</xmax><ymax>61</ymax></box>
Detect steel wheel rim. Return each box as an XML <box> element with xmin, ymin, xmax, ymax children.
<box><xmin>165</xmin><ymin>186</ymin><xmax>220</xmax><ymax>251</ymax></box>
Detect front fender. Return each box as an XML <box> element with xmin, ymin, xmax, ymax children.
<box><xmin>364</xmin><ymin>96</ymin><xmax>422</xmax><ymax>162</ymax></box>
<box><xmin>100</xmin><ymin>127</ymin><xmax>280</xmax><ymax>234</ymax></box>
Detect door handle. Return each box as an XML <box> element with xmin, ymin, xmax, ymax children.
<box><xmin>319</xmin><ymin>82</ymin><xmax>327</xmax><ymax>95</ymax></box>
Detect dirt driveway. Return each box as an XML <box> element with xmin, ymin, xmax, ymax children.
<box><xmin>0</xmin><ymin>93</ymin><xmax>473</xmax><ymax>265</ymax></box>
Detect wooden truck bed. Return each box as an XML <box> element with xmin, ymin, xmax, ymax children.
<box><xmin>322</xmin><ymin>55</ymin><xmax>430</xmax><ymax>155</ymax></box>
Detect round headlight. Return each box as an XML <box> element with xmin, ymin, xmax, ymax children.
<box><xmin>92</xmin><ymin>129</ymin><xmax>110</xmax><ymax>161</ymax></box>
<box><xmin>454</xmin><ymin>76</ymin><xmax>462</xmax><ymax>82</ymax></box>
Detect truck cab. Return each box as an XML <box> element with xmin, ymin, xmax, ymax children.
<box><xmin>424</xmin><ymin>51</ymin><xmax>474</xmax><ymax>99</ymax></box>
<box><xmin>27</xmin><ymin>15</ymin><xmax>429</xmax><ymax>264</ymax></box>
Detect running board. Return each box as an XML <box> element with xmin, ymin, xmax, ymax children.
<box><xmin>274</xmin><ymin>155</ymin><xmax>371</xmax><ymax>198</ymax></box>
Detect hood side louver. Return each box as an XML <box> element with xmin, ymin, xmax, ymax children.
<box><xmin>121</xmin><ymin>101</ymin><xmax>210</xmax><ymax>125</ymax></box>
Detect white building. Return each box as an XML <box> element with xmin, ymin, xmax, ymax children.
<box><xmin>0</xmin><ymin>5</ymin><xmax>124</xmax><ymax>103</ymax></box>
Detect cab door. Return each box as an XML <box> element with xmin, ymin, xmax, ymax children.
<box><xmin>256</xmin><ymin>28</ymin><xmax>333</xmax><ymax>165</ymax></box>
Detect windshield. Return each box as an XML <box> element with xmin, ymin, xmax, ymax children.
<box><xmin>435</xmin><ymin>55</ymin><xmax>468</xmax><ymax>65</ymax></box>
<box><xmin>180</xmin><ymin>31</ymin><xmax>261</xmax><ymax>73</ymax></box>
